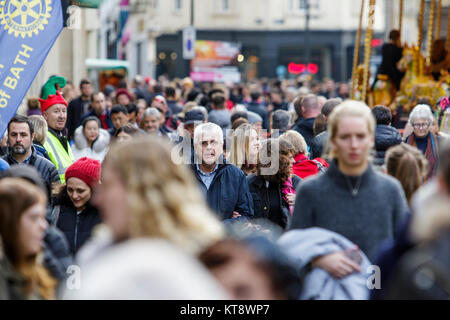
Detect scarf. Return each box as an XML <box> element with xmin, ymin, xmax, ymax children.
<box><xmin>281</xmin><ymin>176</ymin><xmax>296</xmax><ymax>215</ymax></box>
<box><xmin>405</xmin><ymin>133</ymin><xmax>439</xmax><ymax>180</ymax></box>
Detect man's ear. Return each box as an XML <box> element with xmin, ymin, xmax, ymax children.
<box><xmin>31</xmin><ymin>133</ymin><xmax>35</xmax><ymax>142</ymax></box>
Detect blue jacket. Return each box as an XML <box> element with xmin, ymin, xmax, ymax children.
<box><xmin>0</xmin><ymin>158</ymin><xmax>9</xmax><ymax>172</ymax></box>
<box><xmin>191</xmin><ymin>158</ymin><xmax>254</xmax><ymax>221</ymax></box>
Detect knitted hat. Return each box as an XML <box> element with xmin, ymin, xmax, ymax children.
<box><xmin>39</xmin><ymin>91</ymin><xmax>68</xmax><ymax>113</ymax></box>
<box><xmin>115</xmin><ymin>88</ymin><xmax>134</xmax><ymax>102</ymax></box>
<box><xmin>65</xmin><ymin>157</ymin><xmax>101</xmax><ymax>189</ymax></box>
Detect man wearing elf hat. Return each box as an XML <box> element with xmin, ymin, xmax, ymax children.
<box><xmin>39</xmin><ymin>77</ymin><xmax>75</xmax><ymax>184</ymax></box>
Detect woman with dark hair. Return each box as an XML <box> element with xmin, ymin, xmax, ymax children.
<box><xmin>385</xmin><ymin>143</ymin><xmax>428</xmax><ymax>205</ymax></box>
<box><xmin>0</xmin><ymin>178</ymin><xmax>56</xmax><ymax>299</ymax></box>
<box><xmin>72</xmin><ymin>116</ymin><xmax>110</xmax><ymax>162</ymax></box>
<box><xmin>53</xmin><ymin>157</ymin><xmax>102</xmax><ymax>255</ymax></box>
<box><xmin>247</xmin><ymin>138</ymin><xmax>301</xmax><ymax>230</ymax></box>
<box><xmin>113</xmin><ymin>123</ymin><xmax>143</xmax><ymax>143</ymax></box>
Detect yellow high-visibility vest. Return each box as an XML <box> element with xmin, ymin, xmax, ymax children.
<box><xmin>44</xmin><ymin>131</ymin><xmax>75</xmax><ymax>184</ymax></box>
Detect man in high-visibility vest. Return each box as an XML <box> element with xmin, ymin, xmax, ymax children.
<box><xmin>40</xmin><ymin>91</ymin><xmax>75</xmax><ymax>183</ymax></box>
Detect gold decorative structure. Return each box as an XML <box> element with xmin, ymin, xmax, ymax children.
<box><xmin>418</xmin><ymin>0</ymin><xmax>425</xmax><ymax>51</ymax></box>
<box><xmin>398</xmin><ymin>0</ymin><xmax>403</xmax><ymax>39</ymax></box>
<box><xmin>361</xmin><ymin>0</ymin><xmax>376</xmax><ymax>103</ymax></box>
<box><xmin>350</xmin><ymin>0</ymin><xmax>365</xmax><ymax>99</ymax></box>
<box><xmin>435</xmin><ymin>0</ymin><xmax>442</xmax><ymax>39</ymax></box>
<box><xmin>425</xmin><ymin>0</ymin><xmax>435</xmax><ymax>67</ymax></box>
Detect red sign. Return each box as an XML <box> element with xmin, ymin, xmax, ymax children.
<box><xmin>288</xmin><ymin>63</ymin><xmax>319</xmax><ymax>75</ymax></box>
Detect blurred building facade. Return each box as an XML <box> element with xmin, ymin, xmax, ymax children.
<box><xmin>124</xmin><ymin>0</ymin><xmax>428</xmax><ymax>82</ymax></box>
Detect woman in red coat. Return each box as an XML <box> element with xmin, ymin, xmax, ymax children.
<box><xmin>281</xmin><ymin>130</ymin><xmax>329</xmax><ymax>179</ymax></box>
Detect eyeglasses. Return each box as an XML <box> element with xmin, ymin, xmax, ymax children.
<box><xmin>413</xmin><ymin>123</ymin><xmax>430</xmax><ymax>129</ymax></box>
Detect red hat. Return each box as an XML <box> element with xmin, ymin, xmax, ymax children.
<box><xmin>115</xmin><ymin>88</ymin><xmax>134</xmax><ymax>102</ymax></box>
<box><xmin>39</xmin><ymin>91</ymin><xmax>68</xmax><ymax>113</ymax></box>
<box><xmin>65</xmin><ymin>157</ymin><xmax>101</xmax><ymax>189</ymax></box>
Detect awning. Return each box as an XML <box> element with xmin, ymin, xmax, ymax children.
<box><xmin>70</xmin><ymin>0</ymin><xmax>104</xmax><ymax>8</ymax></box>
<box><xmin>85</xmin><ymin>58</ymin><xmax>130</xmax><ymax>71</ymax></box>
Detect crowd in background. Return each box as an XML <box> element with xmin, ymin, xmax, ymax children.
<box><xmin>0</xmin><ymin>73</ymin><xmax>450</xmax><ymax>300</ymax></box>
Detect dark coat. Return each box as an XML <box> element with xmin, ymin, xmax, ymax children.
<box><xmin>55</xmin><ymin>203</ymin><xmax>102</xmax><ymax>255</ymax></box>
<box><xmin>247</xmin><ymin>174</ymin><xmax>302</xmax><ymax>229</ymax></box>
<box><xmin>66</xmin><ymin>96</ymin><xmax>91</xmax><ymax>140</ymax></box>
<box><xmin>42</xmin><ymin>226</ymin><xmax>73</xmax><ymax>281</ymax></box>
<box><xmin>2</xmin><ymin>146</ymin><xmax>59</xmax><ymax>198</ymax></box>
<box><xmin>292</xmin><ymin>117</ymin><xmax>316</xmax><ymax>147</ymax></box>
<box><xmin>374</xmin><ymin>124</ymin><xmax>402</xmax><ymax>166</ymax></box>
<box><xmin>190</xmin><ymin>159</ymin><xmax>254</xmax><ymax>221</ymax></box>
<box><xmin>248</xmin><ymin>101</ymin><xmax>270</xmax><ymax>130</ymax></box>
<box><xmin>33</xmin><ymin>143</ymin><xmax>51</xmax><ymax>161</ymax></box>
<box><xmin>375</xmin><ymin>43</ymin><xmax>404</xmax><ymax>90</ymax></box>
<box><xmin>310</xmin><ymin>130</ymin><xmax>329</xmax><ymax>159</ymax></box>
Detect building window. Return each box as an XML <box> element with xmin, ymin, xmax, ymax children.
<box><xmin>175</xmin><ymin>0</ymin><xmax>182</xmax><ymax>11</ymax></box>
<box><xmin>289</xmin><ymin>0</ymin><xmax>319</xmax><ymax>12</ymax></box>
<box><xmin>151</xmin><ymin>0</ymin><xmax>158</xmax><ymax>9</ymax></box>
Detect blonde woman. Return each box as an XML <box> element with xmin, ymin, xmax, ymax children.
<box><xmin>29</xmin><ymin>115</ymin><xmax>51</xmax><ymax>161</ymax></box>
<box><xmin>65</xmin><ymin>136</ymin><xmax>227</xmax><ymax>299</ymax></box>
<box><xmin>86</xmin><ymin>136</ymin><xmax>225</xmax><ymax>256</ymax></box>
<box><xmin>227</xmin><ymin>123</ymin><xmax>260</xmax><ymax>176</ymax></box>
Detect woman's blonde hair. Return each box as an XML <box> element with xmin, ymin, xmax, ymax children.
<box><xmin>0</xmin><ymin>178</ymin><xmax>55</xmax><ymax>299</ymax></box>
<box><xmin>228</xmin><ymin>123</ymin><xmax>258</xmax><ymax>169</ymax></box>
<box><xmin>103</xmin><ymin>136</ymin><xmax>225</xmax><ymax>255</ymax></box>
<box><xmin>28</xmin><ymin>115</ymin><xmax>48</xmax><ymax>145</ymax></box>
<box><xmin>326</xmin><ymin>100</ymin><xmax>375</xmax><ymax>160</ymax></box>
<box><xmin>280</xmin><ymin>130</ymin><xmax>307</xmax><ymax>156</ymax></box>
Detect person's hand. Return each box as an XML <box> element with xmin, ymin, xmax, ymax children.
<box><xmin>311</xmin><ymin>251</ymin><xmax>361</xmax><ymax>279</ymax></box>
<box><xmin>232</xmin><ymin>211</ymin><xmax>241</xmax><ymax>219</ymax></box>
<box><xmin>267</xmin><ymin>104</ymin><xmax>274</xmax><ymax>112</ymax></box>
<box><xmin>285</xmin><ymin>193</ymin><xmax>296</xmax><ymax>206</ymax></box>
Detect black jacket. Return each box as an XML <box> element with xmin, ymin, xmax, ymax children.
<box><xmin>310</xmin><ymin>130</ymin><xmax>329</xmax><ymax>159</ymax></box>
<box><xmin>374</xmin><ymin>124</ymin><xmax>402</xmax><ymax>166</ymax></box>
<box><xmin>292</xmin><ymin>117</ymin><xmax>316</xmax><ymax>147</ymax></box>
<box><xmin>247</xmin><ymin>102</ymin><xmax>270</xmax><ymax>130</ymax></box>
<box><xmin>66</xmin><ymin>96</ymin><xmax>91</xmax><ymax>139</ymax></box>
<box><xmin>55</xmin><ymin>203</ymin><xmax>102</xmax><ymax>255</ymax></box>
<box><xmin>247</xmin><ymin>174</ymin><xmax>302</xmax><ymax>229</ymax></box>
<box><xmin>2</xmin><ymin>146</ymin><xmax>59</xmax><ymax>198</ymax></box>
<box><xmin>190</xmin><ymin>158</ymin><xmax>254</xmax><ymax>221</ymax></box>
<box><xmin>42</xmin><ymin>226</ymin><xmax>73</xmax><ymax>281</ymax></box>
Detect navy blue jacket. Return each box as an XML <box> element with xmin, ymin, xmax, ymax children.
<box><xmin>292</xmin><ymin>117</ymin><xmax>316</xmax><ymax>147</ymax></box>
<box><xmin>191</xmin><ymin>159</ymin><xmax>254</xmax><ymax>221</ymax></box>
<box><xmin>55</xmin><ymin>203</ymin><xmax>101</xmax><ymax>255</ymax></box>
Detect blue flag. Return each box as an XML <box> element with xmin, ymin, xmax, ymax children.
<box><xmin>0</xmin><ymin>0</ymin><xmax>63</xmax><ymax>137</ymax></box>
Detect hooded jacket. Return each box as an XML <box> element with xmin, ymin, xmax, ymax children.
<box><xmin>190</xmin><ymin>158</ymin><xmax>254</xmax><ymax>221</ymax></box>
<box><xmin>72</xmin><ymin>126</ymin><xmax>110</xmax><ymax>162</ymax></box>
<box><xmin>373</xmin><ymin>124</ymin><xmax>402</xmax><ymax>166</ymax></box>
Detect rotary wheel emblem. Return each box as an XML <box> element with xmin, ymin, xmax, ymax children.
<box><xmin>0</xmin><ymin>0</ymin><xmax>51</xmax><ymax>38</ymax></box>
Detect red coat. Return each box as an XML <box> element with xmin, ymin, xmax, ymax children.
<box><xmin>292</xmin><ymin>153</ymin><xmax>329</xmax><ymax>179</ymax></box>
